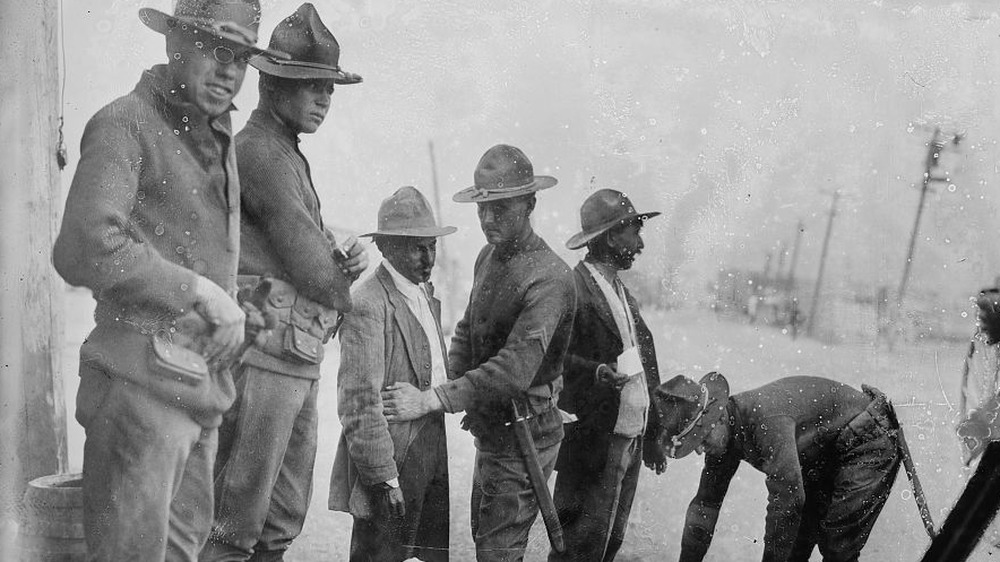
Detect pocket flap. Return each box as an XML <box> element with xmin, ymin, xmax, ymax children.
<box><xmin>150</xmin><ymin>337</ymin><xmax>209</xmax><ymax>386</ymax></box>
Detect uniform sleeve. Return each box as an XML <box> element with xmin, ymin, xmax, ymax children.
<box><xmin>238</xmin><ymin>142</ymin><xmax>352</xmax><ymax>312</ymax></box>
<box><xmin>336</xmin><ymin>293</ymin><xmax>397</xmax><ymax>485</ymax></box>
<box><xmin>680</xmin><ymin>449</ymin><xmax>741</xmax><ymax>562</ymax></box>
<box><xmin>436</xmin><ymin>272</ymin><xmax>576</xmax><ymax>414</ymax></box>
<box><xmin>52</xmin><ymin>110</ymin><xmax>199</xmax><ymax>315</ymax></box>
<box><xmin>758</xmin><ymin>416</ymin><xmax>806</xmax><ymax>562</ymax></box>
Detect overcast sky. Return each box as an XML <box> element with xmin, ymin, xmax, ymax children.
<box><xmin>59</xmin><ymin>0</ymin><xmax>1000</xmax><ymax>310</ymax></box>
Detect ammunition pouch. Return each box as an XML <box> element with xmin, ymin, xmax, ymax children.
<box><xmin>238</xmin><ymin>275</ymin><xmax>343</xmax><ymax>365</ymax></box>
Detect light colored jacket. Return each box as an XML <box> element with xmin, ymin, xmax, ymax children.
<box><xmin>329</xmin><ymin>265</ymin><xmax>450</xmax><ymax>518</ymax></box>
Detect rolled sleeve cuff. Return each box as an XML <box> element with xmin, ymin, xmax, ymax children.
<box><xmin>434</xmin><ymin>377</ymin><xmax>476</xmax><ymax>413</ymax></box>
<box><xmin>358</xmin><ymin>463</ymin><xmax>399</xmax><ymax>487</ymax></box>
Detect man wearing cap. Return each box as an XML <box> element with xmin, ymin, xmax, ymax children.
<box><xmin>653</xmin><ymin>374</ymin><xmax>902</xmax><ymax>562</ymax></box>
<box><xmin>329</xmin><ymin>186</ymin><xmax>456</xmax><ymax>562</ymax></box>
<box><xmin>550</xmin><ymin>189</ymin><xmax>667</xmax><ymax>562</ymax></box>
<box><xmin>201</xmin><ymin>4</ymin><xmax>367</xmax><ymax>561</ymax></box>
<box><xmin>52</xmin><ymin>0</ymin><xmax>283</xmax><ymax>559</ymax></box>
<box><xmin>382</xmin><ymin>145</ymin><xmax>577</xmax><ymax>561</ymax></box>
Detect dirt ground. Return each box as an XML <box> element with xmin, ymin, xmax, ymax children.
<box><xmin>59</xmin><ymin>288</ymin><xmax>1000</xmax><ymax>561</ymax></box>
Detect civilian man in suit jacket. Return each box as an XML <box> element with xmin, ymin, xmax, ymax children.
<box><xmin>329</xmin><ymin>186</ymin><xmax>457</xmax><ymax>562</ymax></box>
<box><xmin>551</xmin><ymin>189</ymin><xmax>667</xmax><ymax>561</ymax></box>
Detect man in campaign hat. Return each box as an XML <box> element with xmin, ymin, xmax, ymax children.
<box><xmin>382</xmin><ymin>145</ymin><xmax>577</xmax><ymax>561</ymax></box>
<box><xmin>329</xmin><ymin>186</ymin><xmax>456</xmax><ymax>562</ymax></box>
<box><xmin>201</xmin><ymin>4</ymin><xmax>367</xmax><ymax>560</ymax></box>
<box><xmin>550</xmin><ymin>189</ymin><xmax>667</xmax><ymax>561</ymax></box>
<box><xmin>53</xmin><ymin>0</ymin><xmax>276</xmax><ymax>559</ymax></box>
<box><xmin>654</xmin><ymin>373</ymin><xmax>902</xmax><ymax>562</ymax></box>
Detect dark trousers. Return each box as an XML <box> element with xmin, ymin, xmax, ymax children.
<box><xmin>470</xmin><ymin>406</ymin><xmax>562</xmax><ymax>562</ymax></box>
<box><xmin>787</xmin><ymin>425</ymin><xmax>901</xmax><ymax>562</ymax></box>
<box><xmin>77</xmin><ymin>369</ymin><xmax>216</xmax><ymax>562</ymax></box>
<box><xmin>549</xmin><ymin>435</ymin><xmax>642</xmax><ymax>562</ymax></box>
<box><xmin>201</xmin><ymin>364</ymin><xmax>319</xmax><ymax>562</ymax></box>
<box><xmin>349</xmin><ymin>414</ymin><xmax>450</xmax><ymax>562</ymax></box>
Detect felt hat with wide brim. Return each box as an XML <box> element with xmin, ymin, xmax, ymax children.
<box><xmin>362</xmin><ymin>186</ymin><xmax>457</xmax><ymax>238</ymax></box>
<box><xmin>453</xmin><ymin>144</ymin><xmax>557</xmax><ymax>203</ymax></box>
<box><xmin>249</xmin><ymin>3</ymin><xmax>361</xmax><ymax>84</ymax></box>
<box><xmin>566</xmin><ymin>189</ymin><xmax>661</xmax><ymax>250</ymax></box>
<box><xmin>139</xmin><ymin>0</ymin><xmax>289</xmax><ymax>61</ymax></box>
<box><xmin>654</xmin><ymin>372</ymin><xmax>730</xmax><ymax>459</ymax></box>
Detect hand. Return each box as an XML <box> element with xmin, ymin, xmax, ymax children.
<box><xmin>192</xmin><ymin>276</ymin><xmax>246</xmax><ymax>363</ymax></box>
<box><xmin>643</xmin><ymin>438</ymin><xmax>668</xmax><ymax>475</ymax></box>
<box><xmin>596</xmin><ymin>363</ymin><xmax>629</xmax><ymax>391</ymax></box>
<box><xmin>333</xmin><ymin>235</ymin><xmax>368</xmax><ymax>281</ymax></box>
<box><xmin>379</xmin><ymin>484</ymin><xmax>405</xmax><ymax>518</ymax></box>
<box><xmin>382</xmin><ymin>382</ymin><xmax>441</xmax><ymax>422</ymax></box>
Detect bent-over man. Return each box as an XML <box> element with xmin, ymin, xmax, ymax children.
<box><xmin>655</xmin><ymin>374</ymin><xmax>902</xmax><ymax>562</ymax></box>
<box><xmin>382</xmin><ymin>144</ymin><xmax>577</xmax><ymax>561</ymax></box>
<box><xmin>330</xmin><ymin>186</ymin><xmax>457</xmax><ymax>562</ymax></box>
<box><xmin>202</xmin><ymin>4</ymin><xmax>367</xmax><ymax>560</ymax></box>
<box><xmin>52</xmin><ymin>0</ymin><xmax>285</xmax><ymax>558</ymax></box>
<box><xmin>551</xmin><ymin>189</ymin><xmax>667</xmax><ymax>562</ymax></box>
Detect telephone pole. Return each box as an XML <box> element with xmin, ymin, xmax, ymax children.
<box><xmin>806</xmin><ymin>191</ymin><xmax>839</xmax><ymax>338</ymax></box>
<box><xmin>787</xmin><ymin>220</ymin><xmax>804</xmax><ymax>339</ymax></box>
<box><xmin>897</xmin><ymin>127</ymin><xmax>961</xmax><ymax>308</ymax></box>
<box><xmin>427</xmin><ymin>141</ymin><xmax>453</xmax><ymax>330</ymax></box>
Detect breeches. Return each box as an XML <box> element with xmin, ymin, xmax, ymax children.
<box><xmin>201</xmin><ymin>364</ymin><xmax>319</xmax><ymax>562</ymax></box>
<box><xmin>77</xmin><ymin>369</ymin><xmax>217</xmax><ymax>562</ymax></box>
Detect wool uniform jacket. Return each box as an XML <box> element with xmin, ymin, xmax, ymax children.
<box><xmin>53</xmin><ymin>65</ymin><xmax>240</xmax><ymax>427</ymax></box>
<box><xmin>235</xmin><ymin>109</ymin><xmax>354</xmax><ymax>378</ymax></box>
<box><xmin>555</xmin><ymin>261</ymin><xmax>662</xmax><ymax>473</ymax></box>
<box><xmin>432</xmin><ymin>232</ymin><xmax>577</xmax><ymax>451</ymax></box>
<box><xmin>329</xmin><ymin>265</ymin><xmax>451</xmax><ymax>519</ymax></box>
<box><xmin>681</xmin><ymin>376</ymin><xmax>875</xmax><ymax>562</ymax></box>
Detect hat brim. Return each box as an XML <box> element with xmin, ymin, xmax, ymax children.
<box><xmin>565</xmin><ymin>210</ymin><xmax>661</xmax><ymax>250</ymax></box>
<box><xmin>249</xmin><ymin>55</ymin><xmax>363</xmax><ymax>83</ymax></box>
<box><xmin>139</xmin><ymin>8</ymin><xmax>290</xmax><ymax>61</ymax></box>
<box><xmin>452</xmin><ymin>176</ymin><xmax>558</xmax><ymax>203</ymax></box>
<box><xmin>361</xmin><ymin>226</ymin><xmax>458</xmax><ymax>238</ymax></box>
<box><xmin>662</xmin><ymin>372</ymin><xmax>730</xmax><ymax>459</ymax></box>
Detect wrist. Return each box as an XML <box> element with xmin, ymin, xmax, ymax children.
<box><xmin>422</xmin><ymin>389</ymin><xmax>444</xmax><ymax>414</ymax></box>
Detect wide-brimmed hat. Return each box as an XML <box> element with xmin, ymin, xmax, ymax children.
<box><xmin>249</xmin><ymin>3</ymin><xmax>361</xmax><ymax>84</ymax></box>
<box><xmin>139</xmin><ymin>0</ymin><xmax>289</xmax><ymax>61</ymax></box>
<box><xmin>453</xmin><ymin>144</ymin><xmax>557</xmax><ymax>203</ymax></box>
<box><xmin>566</xmin><ymin>189</ymin><xmax>661</xmax><ymax>250</ymax></box>
<box><xmin>653</xmin><ymin>372</ymin><xmax>730</xmax><ymax>459</ymax></box>
<box><xmin>362</xmin><ymin>186</ymin><xmax>457</xmax><ymax>238</ymax></box>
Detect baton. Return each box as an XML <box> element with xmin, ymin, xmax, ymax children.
<box><xmin>508</xmin><ymin>399</ymin><xmax>566</xmax><ymax>553</ymax></box>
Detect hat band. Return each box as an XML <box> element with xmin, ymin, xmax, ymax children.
<box><xmin>265</xmin><ymin>58</ymin><xmax>341</xmax><ymax>72</ymax></box>
<box><xmin>172</xmin><ymin>17</ymin><xmax>258</xmax><ymax>44</ymax></box>
<box><xmin>468</xmin><ymin>179</ymin><xmax>537</xmax><ymax>200</ymax></box>
<box><xmin>668</xmin><ymin>384</ymin><xmax>711</xmax><ymax>457</ymax></box>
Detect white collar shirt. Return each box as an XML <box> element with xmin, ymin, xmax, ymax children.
<box><xmin>383</xmin><ymin>261</ymin><xmax>448</xmax><ymax>387</ymax></box>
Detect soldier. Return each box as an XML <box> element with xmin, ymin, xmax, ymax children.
<box><xmin>382</xmin><ymin>144</ymin><xmax>577</xmax><ymax>561</ymax></box>
<box><xmin>52</xmin><ymin>0</ymin><xmax>284</xmax><ymax>558</ymax></box>
<box><xmin>330</xmin><ymin>186</ymin><xmax>457</xmax><ymax>562</ymax></box>
<box><xmin>551</xmin><ymin>189</ymin><xmax>667</xmax><ymax>562</ymax></box>
<box><xmin>200</xmin><ymin>4</ymin><xmax>367</xmax><ymax>561</ymax></box>
<box><xmin>654</xmin><ymin>374</ymin><xmax>903</xmax><ymax>562</ymax></box>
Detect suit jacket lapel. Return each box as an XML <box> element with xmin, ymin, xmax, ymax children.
<box><xmin>576</xmin><ymin>262</ymin><xmax>623</xmax><ymax>349</ymax></box>
<box><xmin>375</xmin><ymin>266</ymin><xmax>427</xmax><ymax>383</ymax></box>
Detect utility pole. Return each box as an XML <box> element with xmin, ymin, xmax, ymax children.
<box><xmin>897</xmin><ymin>127</ymin><xmax>961</xmax><ymax>308</ymax></box>
<box><xmin>427</xmin><ymin>141</ymin><xmax>453</xmax><ymax>331</ymax></box>
<box><xmin>787</xmin><ymin>220</ymin><xmax>804</xmax><ymax>339</ymax></box>
<box><xmin>806</xmin><ymin>192</ymin><xmax>839</xmax><ymax>338</ymax></box>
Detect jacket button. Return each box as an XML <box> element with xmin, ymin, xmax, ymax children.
<box><xmin>422</xmin><ymin>380</ymin><xmax>430</xmax><ymax>387</ymax></box>
<box><xmin>424</xmin><ymin>363</ymin><xmax>431</xmax><ymax>369</ymax></box>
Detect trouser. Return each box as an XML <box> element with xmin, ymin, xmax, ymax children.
<box><xmin>200</xmin><ymin>364</ymin><xmax>319</xmax><ymax>562</ymax></box>
<box><xmin>549</xmin><ymin>435</ymin><xmax>642</xmax><ymax>562</ymax></box>
<box><xmin>470</xmin><ymin>406</ymin><xmax>563</xmax><ymax>562</ymax></box>
<box><xmin>78</xmin><ymin>370</ymin><xmax>217</xmax><ymax>562</ymax></box>
<box><xmin>349</xmin><ymin>414</ymin><xmax>450</xmax><ymax>562</ymax></box>
<box><xmin>787</xmin><ymin>398</ymin><xmax>902</xmax><ymax>562</ymax></box>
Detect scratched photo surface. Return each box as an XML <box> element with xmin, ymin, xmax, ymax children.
<box><xmin>47</xmin><ymin>0</ymin><xmax>1000</xmax><ymax>560</ymax></box>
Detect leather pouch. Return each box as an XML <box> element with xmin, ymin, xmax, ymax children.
<box><xmin>283</xmin><ymin>325</ymin><xmax>323</xmax><ymax>364</ymax></box>
<box><xmin>149</xmin><ymin>337</ymin><xmax>209</xmax><ymax>386</ymax></box>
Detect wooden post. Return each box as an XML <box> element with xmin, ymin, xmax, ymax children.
<box><xmin>806</xmin><ymin>191</ymin><xmax>839</xmax><ymax>339</ymax></box>
<box><xmin>0</xmin><ymin>0</ymin><xmax>68</xmax><ymax>548</ymax></box>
